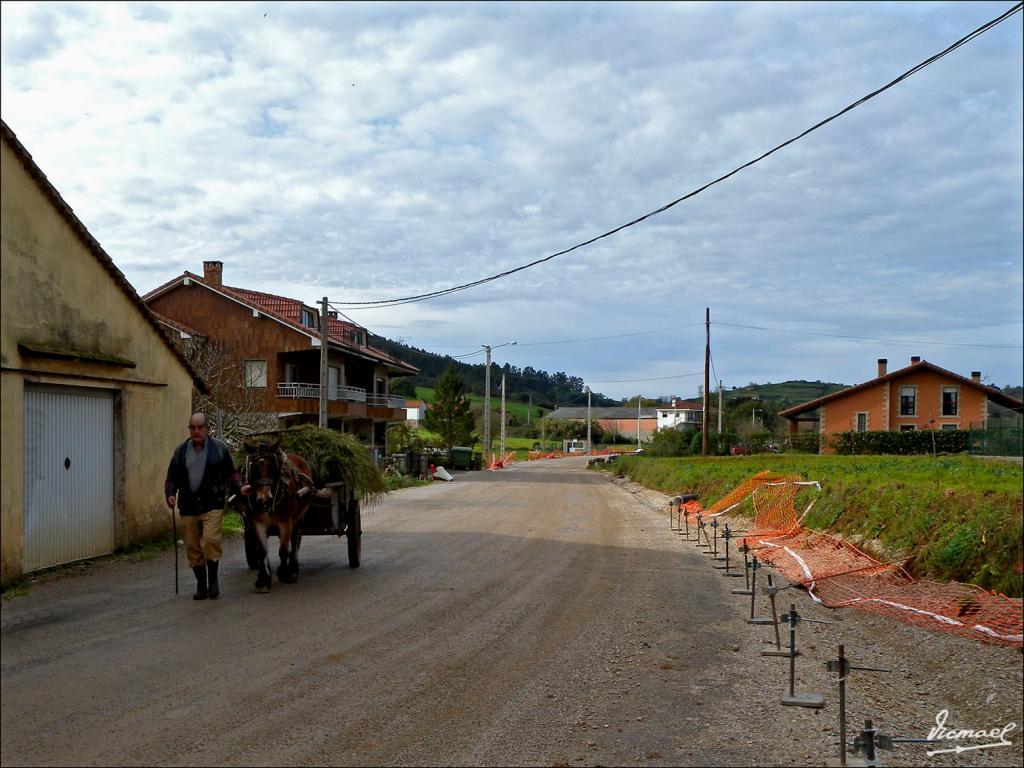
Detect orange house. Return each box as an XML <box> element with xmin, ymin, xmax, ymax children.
<box><xmin>779</xmin><ymin>357</ymin><xmax>1023</xmax><ymax>454</ymax></box>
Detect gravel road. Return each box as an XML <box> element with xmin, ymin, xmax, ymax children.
<box><xmin>2</xmin><ymin>457</ymin><xmax>1021</xmax><ymax>767</ymax></box>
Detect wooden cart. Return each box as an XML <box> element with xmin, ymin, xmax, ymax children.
<box><xmin>242</xmin><ymin>481</ymin><xmax>361</xmax><ymax>570</ymax></box>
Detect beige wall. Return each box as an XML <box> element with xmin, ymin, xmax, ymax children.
<box><xmin>1</xmin><ymin>139</ymin><xmax>194</xmax><ymax>585</ymax></box>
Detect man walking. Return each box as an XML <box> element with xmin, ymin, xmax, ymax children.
<box><xmin>165</xmin><ymin>413</ymin><xmax>242</xmax><ymax>600</ymax></box>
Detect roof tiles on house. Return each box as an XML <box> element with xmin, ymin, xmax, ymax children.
<box><xmin>779</xmin><ymin>359</ymin><xmax>1023</xmax><ymax>417</ymax></box>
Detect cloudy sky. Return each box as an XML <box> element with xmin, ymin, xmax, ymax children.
<box><xmin>2</xmin><ymin>1</ymin><xmax>1021</xmax><ymax>400</ymax></box>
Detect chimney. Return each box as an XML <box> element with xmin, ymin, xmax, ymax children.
<box><xmin>910</xmin><ymin>356</ymin><xmax>921</xmax><ymax>364</ymax></box>
<box><xmin>671</xmin><ymin>399</ymin><xmax>677</xmax><ymax>408</ymax></box>
<box><xmin>877</xmin><ymin>358</ymin><xmax>887</xmax><ymax>377</ymax></box>
<box><xmin>203</xmin><ymin>260</ymin><xmax>223</xmax><ymax>287</ymax></box>
<box><xmin>971</xmin><ymin>371</ymin><xmax>981</xmax><ymax>383</ymax></box>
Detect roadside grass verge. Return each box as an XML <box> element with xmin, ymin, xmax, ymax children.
<box><xmin>385</xmin><ymin>474</ymin><xmax>431</xmax><ymax>491</ymax></box>
<box><xmin>598</xmin><ymin>454</ymin><xmax>1023</xmax><ymax>597</ymax></box>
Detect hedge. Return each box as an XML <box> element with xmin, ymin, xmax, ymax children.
<box><xmin>831</xmin><ymin>429</ymin><xmax>969</xmax><ymax>455</ymax></box>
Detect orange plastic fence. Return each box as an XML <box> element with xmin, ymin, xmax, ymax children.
<box><xmin>680</xmin><ymin>472</ymin><xmax>1023</xmax><ymax>648</ymax></box>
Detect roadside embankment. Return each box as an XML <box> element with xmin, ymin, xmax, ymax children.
<box><xmin>596</xmin><ymin>454</ymin><xmax>1023</xmax><ymax>597</ymax></box>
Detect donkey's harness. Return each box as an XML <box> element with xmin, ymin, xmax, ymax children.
<box><xmin>245</xmin><ymin>448</ymin><xmax>314</xmax><ymax>514</ymax></box>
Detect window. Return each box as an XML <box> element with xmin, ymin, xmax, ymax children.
<box><xmin>941</xmin><ymin>424</ymin><xmax>958</xmax><ymax>431</ymax></box>
<box><xmin>899</xmin><ymin>386</ymin><xmax>916</xmax><ymax>416</ymax></box>
<box><xmin>300</xmin><ymin>308</ymin><xmax>316</xmax><ymax>328</ymax></box>
<box><xmin>855</xmin><ymin>413</ymin><xmax>868</xmax><ymax>432</ymax></box>
<box><xmin>244</xmin><ymin>359</ymin><xmax>267</xmax><ymax>388</ymax></box>
<box><xmin>941</xmin><ymin>386</ymin><xmax>958</xmax><ymax>416</ymax></box>
<box><xmin>899</xmin><ymin>424</ymin><xmax>916</xmax><ymax>432</ymax></box>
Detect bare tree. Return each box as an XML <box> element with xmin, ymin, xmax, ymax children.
<box><xmin>182</xmin><ymin>337</ymin><xmax>277</xmax><ymax>447</ymax></box>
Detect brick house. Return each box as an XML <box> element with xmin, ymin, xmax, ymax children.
<box><xmin>143</xmin><ymin>261</ymin><xmax>417</xmax><ymax>451</ymax></box>
<box><xmin>546</xmin><ymin>406</ymin><xmax>660</xmax><ymax>442</ymax></box>
<box><xmin>779</xmin><ymin>356</ymin><xmax>1023</xmax><ymax>453</ymax></box>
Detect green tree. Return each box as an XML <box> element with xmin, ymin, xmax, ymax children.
<box><xmin>424</xmin><ymin>365</ymin><xmax>477</xmax><ymax>455</ymax></box>
<box><xmin>387</xmin><ymin>422</ymin><xmax>424</xmax><ymax>454</ymax></box>
<box><xmin>389</xmin><ymin>378</ymin><xmax>416</xmax><ymax>398</ymax></box>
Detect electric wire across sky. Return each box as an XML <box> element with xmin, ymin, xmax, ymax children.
<box><xmin>329</xmin><ymin>2</ymin><xmax>1022</xmax><ymax>310</ymax></box>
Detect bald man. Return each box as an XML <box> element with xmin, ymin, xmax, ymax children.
<box><xmin>164</xmin><ymin>413</ymin><xmax>242</xmax><ymax>599</ymax></box>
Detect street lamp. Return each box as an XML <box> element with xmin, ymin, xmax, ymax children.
<box><xmin>482</xmin><ymin>341</ymin><xmax>516</xmax><ymax>464</ymax></box>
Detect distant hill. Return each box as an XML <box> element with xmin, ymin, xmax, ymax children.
<box><xmin>725</xmin><ymin>380</ymin><xmax>848</xmax><ymax>408</ymax></box>
<box><xmin>369</xmin><ymin>334</ymin><xmax>619</xmax><ymax>409</ymax></box>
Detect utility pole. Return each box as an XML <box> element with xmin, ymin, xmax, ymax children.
<box><xmin>702</xmin><ymin>307</ymin><xmax>710</xmax><ymax>456</ymax></box>
<box><xmin>319</xmin><ymin>296</ymin><xmax>329</xmax><ymax>429</ymax></box>
<box><xmin>587</xmin><ymin>387</ymin><xmax>592</xmax><ymax>455</ymax></box>
<box><xmin>718</xmin><ymin>379</ymin><xmax>724</xmax><ymax>454</ymax></box>
<box><xmin>527</xmin><ymin>394</ymin><xmax>532</xmax><ymax>426</ymax></box>
<box><xmin>482</xmin><ymin>341</ymin><xmax>516</xmax><ymax>465</ymax></box>
<box><xmin>500</xmin><ymin>372</ymin><xmax>507</xmax><ymax>461</ymax></box>
<box><xmin>637</xmin><ymin>394</ymin><xmax>641</xmax><ymax>449</ymax></box>
<box><xmin>483</xmin><ymin>345</ymin><xmax>492</xmax><ymax>464</ymax></box>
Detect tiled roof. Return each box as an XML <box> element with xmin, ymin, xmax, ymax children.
<box><xmin>151</xmin><ymin>311</ymin><xmax>203</xmax><ymax>338</ymax></box>
<box><xmin>1</xmin><ymin>120</ymin><xmax>204</xmax><ymax>390</ymax></box>
<box><xmin>659</xmin><ymin>400</ymin><xmax>703</xmax><ymax>410</ymax></box>
<box><xmin>549</xmin><ymin>407</ymin><xmax>659</xmax><ymax>420</ymax></box>
<box><xmin>779</xmin><ymin>359</ymin><xmax>1024</xmax><ymax>417</ymax></box>
<box><xmin>145</xmin><ymin>271</ymin><xmax>417</xmax><ymax>375</ymax></box>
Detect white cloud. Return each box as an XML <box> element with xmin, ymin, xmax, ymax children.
<box><xmin>2</xmin><ymin>1</ymin><xmax>1021</xmax><ymax>399</ymax></box>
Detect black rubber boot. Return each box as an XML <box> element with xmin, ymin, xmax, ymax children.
<box><xmin>207</xmin><ymin>560</ymin><xmax>220</xmax><ymax>600</ymax></box>
<box><xmin>192</xmin><ymin>565</ymin><xmax>209</xmax><ymax>600</ymax></box>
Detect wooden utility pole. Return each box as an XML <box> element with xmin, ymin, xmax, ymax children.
<box><xmin>319</xmin><ymin>296</ymin><xmax>329</xmax><ymax>428</ymax></box>
<box><xmin>702</xmin><ymin>307</ymin><xmax>710</xmax><ymax>456</ymax></box>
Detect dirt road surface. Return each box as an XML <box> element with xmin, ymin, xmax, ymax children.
<box><xmin>3</xmin><ymin>458</ymin><xmax>1022</xmax><ymax>767</ymax></box>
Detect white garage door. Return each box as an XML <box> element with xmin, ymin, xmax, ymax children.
<box><xmin>23</xmin><ymin>385</ymin><xmax>115</xmax><ymax>572</ymax></box>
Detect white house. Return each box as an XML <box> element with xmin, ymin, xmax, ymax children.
<box><xmin>656</xmin><ymin>399</ymin><xmax>703</xmax><ymax>430</ymax></box>
<box><xmin>405</xmin><ymin>399</ymin><xmax>427</xmax><ymax>426</ymax></box>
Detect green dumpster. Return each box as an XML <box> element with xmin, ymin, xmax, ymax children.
<box><xmin>451</xmin><ymin>446</ymin><xmax>473</xmax><ymax>470</ymax></box>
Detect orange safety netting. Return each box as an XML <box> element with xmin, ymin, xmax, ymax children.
<box><xmin>678</xmin><ymin>472</ymin><xmax>1023</xmax><ymax>648</ymax></box>
<box><xmin>488</xmin><ymin>451</ymin><xmax>517</xmax><ymax>470</ymax></box>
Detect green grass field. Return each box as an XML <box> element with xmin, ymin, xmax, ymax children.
<box><xmin>597</xmin><ymin>454</ymin><xmax>1023</xmax><ymax>596</ymax></box>
<box><xmin>414</xmin><ymin>387</ymin><xmax>547</xmax><ymax>425</ymax></box>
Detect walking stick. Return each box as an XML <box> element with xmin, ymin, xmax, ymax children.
<box><xmin>171</xmin><ymin>494</ymin><xmax>179</xmax><ymax>595</ymax></box>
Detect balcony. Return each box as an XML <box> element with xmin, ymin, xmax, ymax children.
<box><xmin>277</xmin><ymin>383</ymin><xmax>368</xmax><ymax>402</ymax></box>
<box><xmin>276</xmin><ymin>383</ymin><xmax>406</xmax><ymax>421</ymax></box>
<box><xmin>367</xmin><ymin>395</ymin><xmax>407</xmax><ymax>409</ymax></box>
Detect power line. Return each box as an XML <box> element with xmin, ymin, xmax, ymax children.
<box><xmin>587</xmin><ymin>371</ymin><xmax>705</xmax><ymax>384</ymax></box>
<box><xmin>449</xmin><ymin>348</ymin><xmax>487</xmax><ymax>360</ymax></box>
<box><xmin>714</xmin><ymin>321</ymin><xmax>1020</xmax><ymax>350</ymax></box>
<box><xmin>330</xmin><ymin>3</ymin><xmax>1022</xmax><ymax>310</ymax></box>
<box><xmin>400</xmin><ymin>321</ymin><xmax>705</xmax><ymax>350</ymax></box>
<box><xmin>517</xmin><ymin>323</ymin><xmax>704</xmax><ymax>347</ymax></box>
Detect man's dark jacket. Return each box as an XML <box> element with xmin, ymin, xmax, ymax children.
<box><xmin>165</xmin><ymin>437</ymin><xmax>242</xmax><ymax>516</ymax></box>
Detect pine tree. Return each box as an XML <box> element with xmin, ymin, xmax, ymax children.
<box><xmin>424</xmin><ymin>364</ymin><xmax>476</xmax><ymax>456</ymax></box>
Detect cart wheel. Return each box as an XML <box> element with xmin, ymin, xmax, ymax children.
<box><xmin>244</xmin><ymin>525</ymin><xmax>262</xmax><ymax>571</ymax></box>
<box><xmin>346</xmin><ymin>500</ymin><xmax>362</xmax><ymax>569</ymax></box>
